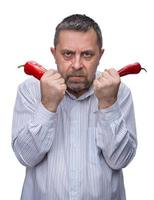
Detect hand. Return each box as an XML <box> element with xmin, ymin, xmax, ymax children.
<box><xmin>40</xmin><ymin>69</ymin><xmax>67</xmax><ymax>112</ymax></box>
<box><xmin>93</xmin><ymin>68</ymin><xmax>121</xmax><ymax>109</ymax></box>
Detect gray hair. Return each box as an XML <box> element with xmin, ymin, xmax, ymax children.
<box><xmin>54</xmin><ymin>14</ymin><xmax>103</xmax><ymax>49</ymax></box>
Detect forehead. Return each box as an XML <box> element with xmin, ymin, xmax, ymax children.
<box><xmin>57</xmin><ymin>29</ymin><xmax>98</xmax><ymax>50</ymax></box>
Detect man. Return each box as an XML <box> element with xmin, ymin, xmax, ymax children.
<box><xmin>12</xmin><ymin>14</ymin><xmax>137</xmax><ymax>200</ymax></box>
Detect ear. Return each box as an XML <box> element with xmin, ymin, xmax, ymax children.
<box><xmin>50</xmin><ymin>47</ymin><xmax>56</xmax><ymax>58</ymax></box>
<box><xmin>100</xmin><ymin>48</ymin><xmax>105</xmax><ymax>59</ymax></box>
<box><xmin>97</xmin><ymin>49</ymin><xmax>105</xmax><ymax>67</ymax></box>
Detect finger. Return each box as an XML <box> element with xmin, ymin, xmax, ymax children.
<box><xmin>99</xmin><ymin>71</ymin><xmax>113</xmax><ymax>84</ymax></box>
<box><xmin>107</xmin><ymin>69</ymin><xmax>121</xmax><ymax>86</ymax></box>
<box><xmin>45</xmin><ymin>71</ymin><xmax>63</xmax><ymax>81</ymax></box>
<box><xmin>61</xmin><ymin>83</ymin><xmax>67</xmax><ymax>90</ymax></box>
<box><xmin>54</xmin><ymin>78</ymin><xmax>65</xmax><ymax>84</ymax></box>
<box><xmin>107</xmin><ymin>68</ymin><xmax>119</xmax><ymax>78</ymax></box>
<box><xmin>101</xmin><ymin>70</ymin><xmax>111</xmax><ymax>79</ymax></box>
<box><xmin>100</xmin><ymin>75</ymin><xmax>117</xmax><ymax>89</ymax></box>
<box><xmin>43</xmin><ymin>69</ymin><xmax>58</xmax><ymax>78</ymax></box>
<box><xmin>60</xmin><ymin>84</ymin><xmax>67</xmax><ymax>93</ymax></box>
<box><xmin>101</xmin><ymin>69</ymin><xmax>121</xmax><ymax>85</ymax></box>
<box><xmin>52</xmin><ymin>72</ymin><xmax>62</xmax><ymax>80</ymax></box>
<box><xmin>93</xmin><ymin>79</ymin><xmax>102</xmax><ymax>90</ymax></box>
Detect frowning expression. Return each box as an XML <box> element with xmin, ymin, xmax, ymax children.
<box><xmin>51</xmin><ymin>29</ymin><xmax>104</xmax><ymax>97</ymax></box>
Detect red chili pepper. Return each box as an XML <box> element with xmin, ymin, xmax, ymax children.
<box><xmin>118</xmin><ymin>62</ymin><xmax>147</xmax><ymax>77</ymax></box>
<box><xmin>18</xmin><ymin>61</ymin><xmax>47</xmax><ymax>80</ymax></box>
<box><xmin>18</xmin><ymin>61</ymin><xmax>146</xmax><ymax>80</ymax></box>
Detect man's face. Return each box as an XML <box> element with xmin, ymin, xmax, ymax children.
<box><xmin>51</xmin><ymin>29</ymin><xmax>104</xmax><ymax>97</ymax></box>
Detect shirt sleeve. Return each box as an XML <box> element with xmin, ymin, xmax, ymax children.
<box><xmin>95</xmin><ymin>83</ymin><xmax>137</xmax><ymax>170</ymax></box>
<box><xmin>12</xmin><ymin>79</ymin><xmax>57</xmax><ymax>167</ymax></box>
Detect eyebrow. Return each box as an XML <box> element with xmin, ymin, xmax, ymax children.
<box><xmin>60</xmin><ymin>49</ymin><xmax>75</xmax><ymax>54</ymax></box>
<box><xmin>82</xmin><ymin>50</ymin><xmax>95</xmax><ymax>54</ymax></box>
<box><xmin>60</xmin><ymin>49</ymin><xmax>95</xmax><ymax>54</ymax></box>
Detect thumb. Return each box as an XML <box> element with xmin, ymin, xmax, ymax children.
<box><xmin>93</xmin><ymin>79</ymin><xmax>100</xmax><ymax>90</ymax></box>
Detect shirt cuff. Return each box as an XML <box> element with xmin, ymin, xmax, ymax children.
<box><xmin>32</xmin><ymin>102</ymin><xmax>57</xmax><ymax>126</ymax></box>
<box><xmin>97</xmin><ymin>100</ymin><xmax>122</xmax><ymax>122</ymax></box>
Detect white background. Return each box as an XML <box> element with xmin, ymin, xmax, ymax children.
<box><xmin>0</xmin><ymin>0</ymin><xmax>153</xmax><ymax>199</ymax></box>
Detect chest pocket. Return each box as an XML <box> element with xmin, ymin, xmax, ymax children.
<box><xmin>88</xmin><ymin>127</ymin><xmax>101</xmax><ymax>165</ymax></box>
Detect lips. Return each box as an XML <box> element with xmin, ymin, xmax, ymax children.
<box><xmin>68</xmin><ymin>76</ymin><xmax>85</xmax><ymax>82</ymax></box>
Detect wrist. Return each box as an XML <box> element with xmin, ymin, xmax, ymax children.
<box><xmin>41</xmin><ymin>99</ymin><xmax>58</xmax><ymax>112</ymax></box>
<box><xmin>98</xmin><ymin>97</ymin><xmax>117</xmax><ymax>110</ymax></box>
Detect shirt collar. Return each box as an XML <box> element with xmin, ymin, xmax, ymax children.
<box><xmin>65</xmin><ymin>71</ymin><xmax>101</xmax><ymax>101</ymax></box>
<box><xmin>65</xmin><ymin>85</ymin><xmax>94</xmax><ymax>101</ymax></box>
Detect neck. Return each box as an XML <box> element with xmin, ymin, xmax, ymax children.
<box><xmin>66</xmin><ymin>88</ymin><xmax>88</xmax><ymax>98</ymax></box>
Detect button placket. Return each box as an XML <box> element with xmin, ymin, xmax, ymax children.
<box><xmin>69</xmin><ymin>103</ymin><xmax>81</xmax><ymax>200</ymax></box>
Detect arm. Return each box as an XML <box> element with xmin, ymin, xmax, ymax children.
<box><xmin>96</xmin><ymin>83</ymin><xmax>137</xmax><ymax>170</ymax></box>
<box><xmin>12</xmin><ymin>70</ymin><xmax>66</xmax><ymax>168</ymax></box>
<box><xmin>12</xmin><ymin>79</ymin><xmax>57</xmax><ymax>167</ymax></box>
<box><xmin>94</xmin><ymin>69</ymin><xmax>137</xmax><ymax>170</ymax></box>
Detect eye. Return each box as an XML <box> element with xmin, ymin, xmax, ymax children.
<box><xmin>82</xmin><ymin>51</ymin><xmax>94</xmax><ymax>58</ymax></box>
<box><xmin>63</xmin><ymin>51</ymin><xmax>73</xmax><ymax>59</ymax></box>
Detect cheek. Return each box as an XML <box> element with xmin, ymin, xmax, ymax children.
<box><xmin>87</xmin><ymin>62</ymin><xmax>98</xmax><ymax>79</ymax></box>
<box><xmin>57</xmin><ymin>62</ymin><xmax>70</xmax><ymax>79</ymax></box>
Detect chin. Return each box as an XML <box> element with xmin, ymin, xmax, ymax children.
<box><xmin>67</xmin><ymin>82</ymin><xmax>92</xmax><ymax>93</ymax></box>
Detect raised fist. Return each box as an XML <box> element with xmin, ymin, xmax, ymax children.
<box><xmin>40</xmin><ymin>69</ymin><xmax>67</xmax><ymax>112</ymax></box>
<box><xmin>93</xmin><ymin>68</ymin><xmax>121</xmax><ymax>109</ymax></box>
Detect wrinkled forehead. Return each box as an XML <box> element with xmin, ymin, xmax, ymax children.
<box><xmin>56</xmin><ymin>29</ymin><xmax>98</xmax><ymax>50</ymax></box>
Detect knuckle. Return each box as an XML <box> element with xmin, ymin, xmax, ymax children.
<box><xmin>94</xmin><ymin>80</ymin><xmax>101</xmax><ymax>88</ymax></box>
<box><xmin>40</xmin><ymin>76</ymin><xmax>47</xmax><ymax>84</ymax></box>
<box><xmin>110</xmin><ymin>68</ymin><xmax>116</xmax><ymax>72</ymax></box>
<box><xmin>105</xmin><ymin>79</ymin><xmax>112</xmax><ymax>86</ymax></box>
<box><xmin>103</xmin><ymin>71</ymin><xmax>108</xmax><ymax>76</ymax></box>
<box><xmin>114</xmin><ymin>78</ymin><xmax>121</xmax><ymax>85</ymax></box>
<box><xmin>50</xmin><ymin>69</ymin><xmax>57</xmax><ymax>73</ymax></box>
<box><xmin>60</xmin><ymin>78</ymin><xmax>65</xmax><ymax>83</ymax></box>
<box><xmin>55</xmin><ymin>72</ymin><xmax>61</xmax><ymax>78</ymax></box>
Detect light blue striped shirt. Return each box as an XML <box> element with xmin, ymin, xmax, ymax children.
<box><xmin>12</xmin><ymin>77</ymin><xmax>137</xmax><ymax>200</ymax></box>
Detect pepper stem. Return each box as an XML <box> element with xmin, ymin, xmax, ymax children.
<box><xmin>141</xmin><ymin>67</ymin><xmax>147</xmax><ymax>72</ymax></box>
<box><xmin>17</xmin><ymin>65</ymin><xmax>24</xmax><ymax>68</ymax></box>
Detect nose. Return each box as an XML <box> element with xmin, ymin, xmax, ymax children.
<box><xmin>71</xmin><ymin>55</ymin><xmax>83</xmax><ymax>70</ymax></box>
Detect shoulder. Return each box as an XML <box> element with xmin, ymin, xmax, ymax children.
<box><xmin>118</xmin><ymin>82</ymin><xmax>133</xmax><ymax>103</ymax></box>
<box><xmin>119</xmin><ymin>82</ymin><xmax>131</xmax><ymax>95</ymax></box>
<box><xmin>18</xmin><ymin>77</ymin><xmax>40</xmax><ymax>89</ymax></box>
<box><xmin>17</xmin><ymin>77</ymin><xmax>41</xmax><ymax>99</ymax></box>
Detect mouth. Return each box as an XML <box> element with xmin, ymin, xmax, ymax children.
<box><xmin>68</xmin><ymin>76</ymin><xmax>85</xmax><ymax>82</ymax></box>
